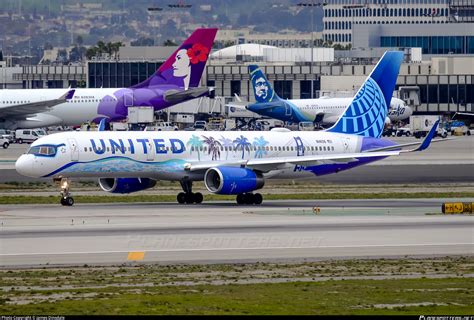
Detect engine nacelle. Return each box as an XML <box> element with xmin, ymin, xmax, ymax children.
<box><xmin>98</xmin><ymin>178</ymin><xmax>157</xmax><ymax>194</ymax></box>
<box><xmin>204</xmin><ymin>167</ymin><xmax>264</xmax><ymax>195</ymax></box>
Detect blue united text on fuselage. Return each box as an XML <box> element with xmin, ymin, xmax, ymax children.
<box><xmin>90</xmin><ymin>138</ymin><xmax>185</xmax><ymax>155</ymax></box>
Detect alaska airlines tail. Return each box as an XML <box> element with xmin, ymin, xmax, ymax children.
<box><xmin>249</xmin><ymin>65</ymin><xmax>281</xmax><ymax>103</ymax></box>
<box><xmin>133</xmin><ymin>28</ymin><xmax>218</xmax><ymax>89</ymax></box>
<box><xmin>327</xmin><ymin>51</ymin><xmax>404</xmax><ymax>138</ymax></box>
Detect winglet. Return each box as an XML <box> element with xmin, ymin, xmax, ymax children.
<box><xmin>61</xmin><ymin>89</ymin><xmax>75</xmax><ymax>100</ymax></box>
<box><xmin>415</xmin><ymin>119</ymin><xmax>439</xmax><ymax>152</ymax></box>
<box><xmin>98</xmin><ymin>118</ymin><xmax>106</xmax><ymax>132</ymax></box>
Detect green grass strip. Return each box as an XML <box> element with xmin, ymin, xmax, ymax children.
<box><xmin>0</xmin><ymin>192</ymin><xmax>473</xmax><ymax>204</ymax></box>
<box><xmin>1</xmin><ymin>277</ymin><xmax>472</xmax><ymax>315</ymax></box>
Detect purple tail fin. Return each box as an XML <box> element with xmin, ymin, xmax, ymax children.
<box><xmin>132</xmin><ymin>28</ymin><xmax>218</xmax><ymax>89</ymax></box>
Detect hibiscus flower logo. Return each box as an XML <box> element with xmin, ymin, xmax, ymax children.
<box><xmin>187</xmin><ymin>43</ymin><xmax>209</xmax><ymax>65</ymax></box>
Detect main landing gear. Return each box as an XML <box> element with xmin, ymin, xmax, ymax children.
<box><xmin>177</xmin><ymin>180</ymin><xmax>203</xmax><ymax>204</ymax></box>
<box><xmin>55</xmin><ymin>178</ymin><xmax>74</xmax><ymax>206</ymax></box>
<box><xmin>236</xmin><ymin>193</ymin><xmax>263</xmax><ymax>205</ymax></box>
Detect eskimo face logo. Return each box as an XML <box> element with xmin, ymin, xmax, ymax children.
<box><xmin>254</xmin><ymin>77</ymin><xmax>269</xmax><ymax>100</ymax></box>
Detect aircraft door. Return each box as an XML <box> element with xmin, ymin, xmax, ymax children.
<box><xmin>285</xmin><ymin>102</ymin><xmax>292</xmax><ymax>116</ymax></box>
<box><xmin>339</xmin><ymin>137</ymin><xmax>351</xmax><ymax>153</ymax></box>
<box><xmin>124</xmin><ymin>91</ymin><xmax>134</xmax><ymax>107</ymax></box>
<box><xmin>146</xmin><ymin>138</ymin><xmax>154</xmax><ymax>161</ymax></box>
<box><xmin>68</xmin><ymin>139</ymin><xmax>79</xmax><ymax>161</ymax></box>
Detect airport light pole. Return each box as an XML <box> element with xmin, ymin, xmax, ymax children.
<box><xmin>297</xmin><ymin>1</ymin><xmax>327</xmax><ymax>98</ymax></box>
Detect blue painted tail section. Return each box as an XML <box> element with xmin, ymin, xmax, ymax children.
<box><xmin>249</xmin><ymin>65</ymin><xmax>279</xmax><ymax>103</ymax></box>
<box><xmin>327</xmin><ymin>51</ymin><xmax>404</xmax><ymax>138</ymax></box>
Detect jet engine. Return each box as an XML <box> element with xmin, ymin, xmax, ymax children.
<box><xmin>204</xmin><ymin>167</ymin><xmax>264</xmax><ymax>195</ymax></box>
<box><xmin>98</xmin><ymin>178</ymin><xmax>157</xmax><ymax>194</ymax></box>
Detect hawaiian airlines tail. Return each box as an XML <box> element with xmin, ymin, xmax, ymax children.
<box><xmin>249</xmin><ymin>65</ymin><xmax>282</xmax><ymax>103</ymax></box>
<box><xmin>133</xmin><ymin>28</ymin><xmax>218</xmax><ymax>89</ymax></box>
<box><xmin>327</xmin><ymin>51</ymin><xmax>404</xmax><ymax>138</ymax></box>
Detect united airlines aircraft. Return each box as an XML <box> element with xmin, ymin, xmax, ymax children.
<box><xmin>229</xmin><ymin>64</ymin><xmax>412</xmax><ymax>125</ymax></box>
<box><xmin>16</xmin><ymin>51</ymin><xmax>440</xmax><ymax>206</ymax></box>
<box><xmin>0</xmin><ymin>28</ymin><xmax>217</xmax><ymax>129</ymax></box>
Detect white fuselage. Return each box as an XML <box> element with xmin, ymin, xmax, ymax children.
<box><xmin>0</xmin><ymin>88</ymin><xmax>121</xmax><ymax>129</ymax></box>
<box><xmin>289</xmin><ymin>97</ymin><xmax>412</xmax><ymax>124</ymax></box>
<box><xmin>16</xmin><ymin>130</ymin><xmax>365</xmax><ymax>181</ymax></box>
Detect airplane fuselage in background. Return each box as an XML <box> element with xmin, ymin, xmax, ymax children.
<box><xmin>247</xmin><ymin>97</ymin><xmax>412</xmax><ymax>125</ymax></box>
<box><xmin>0</xmin><ymin>86</ymin><xmax>201</xmax><ymax>129</ymax></box>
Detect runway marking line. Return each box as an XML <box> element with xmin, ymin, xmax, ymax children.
<box><xmin>1</xmin><ymin>243</ymin><xmax>473</xmax><ymax>256</ymax></box>
<box><xmin>127</xmin><ymin>251</ymin><xmax>145</xmax><ymax>261</ymax></box>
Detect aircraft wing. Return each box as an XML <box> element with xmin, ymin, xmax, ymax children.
<box><xmin>0</xmin><ymin>89</ymin><xmax>75</xmax><ymax>119</ymax></box>
<box><xmin>186</xmin><ymin>121</ymin><xmax>440</xmax><ymax>173</ymax></box>
<box><xmin>163</xmin><ymin>87</ymin><xmax>211</xmax><ymax>103</ymax></box>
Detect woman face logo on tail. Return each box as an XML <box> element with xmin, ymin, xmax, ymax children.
<box><xmin>171</xmin><ymin>43</ymin><xmax>209</xmax><ymax>90</ymax></box>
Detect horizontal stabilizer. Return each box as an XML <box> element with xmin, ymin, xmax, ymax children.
<box><xmin>163</xmin><ymin>87</ymin><xmax>210</xmax><ymax>103</ymax></box>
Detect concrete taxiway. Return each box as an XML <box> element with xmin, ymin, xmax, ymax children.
<box><xmin>1</xmin><ymin>200</ymin><xmax>473</xmax><ymax>267</ymax></box>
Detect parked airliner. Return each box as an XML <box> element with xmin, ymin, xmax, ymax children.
<box><xmin>228</xmin><ymin>64</ymin><xmax>412</xmax><ymax>125</ymax></box>
<box><xmin>16</xmin><ymin>51</ymin><xmax>440</xmax><ymax>206</ymax></box>
<box><xmin>0</xmin><ymin>28</ymin><xmax>217</xmax><ymax>129</ymax></box>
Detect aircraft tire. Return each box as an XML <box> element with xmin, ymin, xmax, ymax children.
<box><xmin>177</xmin><ymin>192</ymin><xmax>186</xmax><ymax>204</ymax></box>
<box><xmin>62</xmin><ymin>197</ymin><xmax>74</xmax><ymax>206</ymax></box>
<box><xmin>244</xmin><ymin>193</ymin><xmax>254</xmax><ymax>205</ymax></box>
<box><xmin>254</xmin><ymin>193</ymin><xmax>263</xmax><ymax>205</ymax></box>
<box><xmin>185</xmin><ymin>193</ymin><xmax>194</xmax><ymax>204</ymax></box>
<box><xmin>194</xmin><ymin>192</ymin><xmax>203</xmax><ymax>204</ymax></box>
<box><xmin>236</xmin><ymin>193</ymin><xmax>244</xmax><ymax>205</ymax></box>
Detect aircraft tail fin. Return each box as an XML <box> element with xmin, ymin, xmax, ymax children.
<box><xmin>327</xmin><ymin>51</ymin><xmax>404</xmax><ymax>138</ymax></box>
<box><xmin>249</xmin><ymin>65</ymin><xmax>280</xmax><ymax>103</ymax></box>
<box><xmin>133</xmin><ymin>28</ymin><xmax>218</xmax><ymax>89</ymax></box>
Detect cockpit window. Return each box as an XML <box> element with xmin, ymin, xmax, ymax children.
<box><xmin>27</xmin><ymin>145</ymin><xmax>57</xmax><ymax>157</ymax></box>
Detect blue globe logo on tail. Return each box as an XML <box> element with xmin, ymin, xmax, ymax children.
<box><xmin>327</xmin><ymin>51</ymin><xmax>404</xmax><ymax>138</ymax></box>
<box><xmin>329</xmin><ymin>77</ymin><xmax>387</xmax><ymax>138</ymax></box>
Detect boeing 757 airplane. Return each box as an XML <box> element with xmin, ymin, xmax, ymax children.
<box><xmin>228</xmin><ymin>64</ymin><xmax>412</xmax><ymax>125</ymax></box>
<box><xmin>0</xmin><ymin>28</ymin><xmax>217</xmax><ymax>129</ymax></box>
<box><xmin>16</xmin><ymin>51</ymin><xmax>441</xmax><ymax>206</ymax></box>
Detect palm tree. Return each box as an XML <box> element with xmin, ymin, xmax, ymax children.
<box><xmin>219</xmin><ymin>136</ymin><xmax>234</xmax><ymax>160</ymax></box>
<box><xmin>233</xmin><ymin>135</ymin><xmax>252</xmax><ymax>159</ymax></box>
<box><xmin>111</xmin><ymin>42</ymin><xmax>123</xmax><ymax>59</ymax></box>
<box><xmin>202</xmin><ymin>136</ymin><xmax>222</xmax><ymax>160</ymax></box>
<box><xmin>253</xmin><ymin>136</ymin><xmax>269</xmax><ymax>158</ymax></box>
<box><xmin>186</xmin><ymin>135</ymin><xmax>203</xmax><ymax>160</ymax></box>
<box><xmin>96</xmin><ymin>41</ymin><xmax>107</xmax><ymax>56</ymax></box>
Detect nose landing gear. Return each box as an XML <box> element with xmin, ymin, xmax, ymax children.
<box><xmin>55</xmin><ymin>178</ymin><xmax>74</xmax><ymax>206</ymax></box>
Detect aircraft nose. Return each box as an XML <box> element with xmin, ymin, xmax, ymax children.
<box><xmin>15</xmin><ymin>155</ymin><xmax>35</xmax><ymax>177</ymax></box>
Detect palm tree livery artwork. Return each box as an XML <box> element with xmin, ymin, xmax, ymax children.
<box><xmin>186</xmin><ymin>135</ymin><xmax>203</xmax><ymax>160</ymax></box>
<box><xmin>253</xmin><ymin>136</ymin><xmax>269</xmax><ymax>158</ymax></box>
<box><xmin>202</xmin><ymin>136</ymin><xmax>222</xmax><ymax>160</ymax></box>
<box><xmin>219</xmin><ymin>136</ymin><xmax>234</xmax><ymax>160</ymax></box>
<box><xmin>233</xmin><ymin>135</ymin><xmax>252</xmax><ymax>159</ymax></box>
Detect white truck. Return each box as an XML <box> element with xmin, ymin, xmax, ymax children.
<box><xmin>409</xmin><ymin>115</ymin><xmax>447</xmax><ymax>139</ymax></box>
<box><xmin>15</xmin><ymin>129</ymin><xmax>47</xmax><ymax>144</ymax></box>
